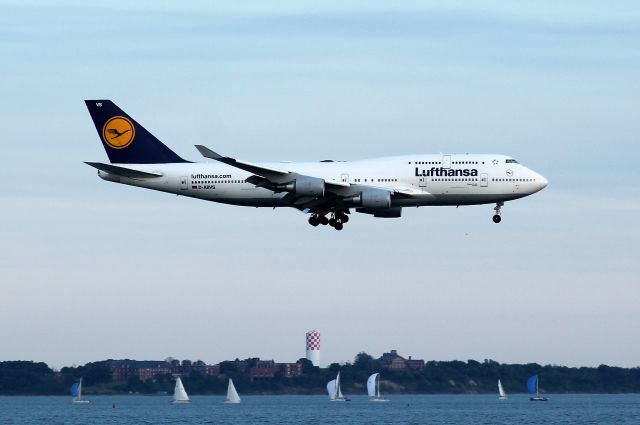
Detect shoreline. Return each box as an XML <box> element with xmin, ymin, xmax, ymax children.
<box><xmin>2</xmin><ymin>392</ymin><xmax>640</xmax><ymax>397</ymax></box>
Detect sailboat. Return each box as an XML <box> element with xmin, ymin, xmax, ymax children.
<box><xmin>498</xmin><ymin>379</ymin><xmax>507</xmax><ymax>400</ymax></box>
<box><xmin>527</xmin><ymin>375</ymin><xmax>548</xmax><ymax>401</ymax></box>
<box><xmin>327</xmin><ymin>371</ymin><xmax>349</xmax><ymax>402</ymax></box>
<box><xmin>71</xmin><ymin>378</ymin><xmax>90</xmax><ymax>403</ymax></box>
<box><xmin>367</xmin><ymin>373</ymin><xmax>390</xmax><ymax>403</ymax></box>
<box><xmin>170</xmin><ymin>376</ymin><xmax>191</xmax><ymax>404</ymax></box>
<box><xmin>223</xmin><ymin>378</ymin><xmax>241</xmax><ymax>404</ymax></box>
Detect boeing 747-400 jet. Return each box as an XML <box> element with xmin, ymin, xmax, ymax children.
<box><xmin>85</xmin><ymin>100</ymin><xmax>548</xmax><ymax>230</ymax></box>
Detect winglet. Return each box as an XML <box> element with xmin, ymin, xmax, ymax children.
<box><xmin>195</xmin><ymin>145</ymin><xmax>223</xmax><ymax>160</ymax></box>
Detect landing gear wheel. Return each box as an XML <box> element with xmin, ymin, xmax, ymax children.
<box><xmin>320</xmin><ymin>216</ymin><xmax>329</xmax><ymax>226</ymax></box>
<box><xmin>340</xmin><ymin>214</ymin><xmax>349</xmax><ymax>223</ymax></box>
<box><xmin>308</xmin><ymin>216</ymin><xmax>319</xmax><ymax>226</ymax></box>
<box><xmin>329</xmin><ymin>218</ymin><xmax>337</xmax><ymax>227</ymax></box>
<box><xmin>335</xmin><ymin>222</ymin><xmax>343</xmax><ymax>231</ymax></box>
<box><xmin>492</xmin><ymin>202</ymin><xmax>504</xmax><ymax>224</ymax></box>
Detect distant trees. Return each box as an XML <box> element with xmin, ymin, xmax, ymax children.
<box><xmin>297</xmin><ymin>358</ymin><xmax>316</xmax><ymax>374</ymax></box>
<box><xmin>219</xmin><ymin>360</ymin><xmax>239</xmax><ymax>375</ymax></box>
<box><xmin>0</xmin><ymin>361</ymin><xmax>59</xmax><ymax>395</ymax></box>
<box><xmin>353</xmin><ymin>352</ymin><xmax>379</xmax><ymax>372</ymax></box>
<box><xmin>2</xmin><ymin>356</ymin><xmax>640</xmax><ymax>395</ymax></box>
<box><xmin>60</xmin><ymin>361</ymin><xmax>111</xmax><ymax>386</ymax></box>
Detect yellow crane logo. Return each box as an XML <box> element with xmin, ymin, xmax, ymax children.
<box><xmin>102</xmin><ymin>116</ymin><xmax>135</xmax><ymax>149</ymax></box>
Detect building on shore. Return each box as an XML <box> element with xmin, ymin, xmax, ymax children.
<box><xmin>247</xmin><ymin>360</ymin><xmax>303</xmax><ymax>382</ymax></box>
<box><xmin>378</xmin><ymin>350</ymin><xmax>425</xmax><ymax>371</ymax></box>
<box><xmin>106</xmin><ymin>359</ymin><xmax>219</xmax><ymax>382</ymax></box>
<box><xmin>106</xmin><ymin>358</ymin><xmax>301</xmax><ymax>383</ymax></box>
<box><xmin>106</xmin><ymin>360</ymin><xmax>172</xmax><ymax>382</ymax></box>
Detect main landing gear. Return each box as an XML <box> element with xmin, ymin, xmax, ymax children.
<box><xmin>308</xmin><ymin>211</ymin><xmax>349</xmax><ymax>231</ymax></box>
<box><xmin>307</xmin><ymin>215</ymin><xmax>327</xmax><ymax>227</ymax></box>
<box><xmin>492</xmin><ymin>202</ymin><xmax>504</xmax><ymax>223</ymax></box>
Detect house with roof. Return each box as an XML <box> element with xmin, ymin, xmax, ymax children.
<box><xmin>378</xmin><ymin>350</ymin><xmax>425</xmax><ymax>370</ymax></box>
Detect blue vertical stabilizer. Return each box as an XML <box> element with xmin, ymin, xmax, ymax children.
<box><xmin>84</xmin><ymin>100</ymin><xmax>189</xmax><ymax>164</ymax></box>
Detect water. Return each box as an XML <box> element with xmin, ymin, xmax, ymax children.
<box><xmin>1</xmin><ymin>394</ymin><xmax>639</xmax><ymax>424</ymax></box>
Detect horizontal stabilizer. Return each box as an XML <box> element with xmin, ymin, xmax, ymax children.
<box><xmin>85</xmin><ymin>162</ymin><xmax>163</xmax><ymax>178</ymax></box>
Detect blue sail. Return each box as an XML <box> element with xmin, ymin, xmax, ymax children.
<box><xmin>527</xmin><ymin>375</ymin><xmax>538</xmax><ymax>395</ymax></box>
<box><xmin>71</xmin><ymin>382</ymin><xmax>79</xmax><ymax>397</ymax></box>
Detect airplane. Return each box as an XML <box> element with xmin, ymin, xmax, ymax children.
<box><xmin>84</xmin><ymin>100</ymin><xmax>548</xmax><ymax>230</ymax></box>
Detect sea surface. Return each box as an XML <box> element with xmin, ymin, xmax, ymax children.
<box><xmin>1</xmin><ymin>394</ymin><xmax>639</xmax><ymax>424</ymax></box>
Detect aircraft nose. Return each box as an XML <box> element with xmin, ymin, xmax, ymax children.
<box><xmin>537</xmin><ymin>174</ymin><xmax>548</xmax><ymax>190</ymax></box>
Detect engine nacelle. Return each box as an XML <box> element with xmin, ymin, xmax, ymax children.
<box><xmin>350</xmin><ymin>189</ymin><xmax>391</xmax><ymax>209</ymax></box>
<box><xmin>278</xmin><ymin>176</ymin><xmax>325</xmax><ymax>197</ymax></box>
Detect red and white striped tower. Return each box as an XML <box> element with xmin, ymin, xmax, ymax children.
<box><xmin>305</xmin><ymin>330</ymin><xmax>321</xmax><ymax>367</ymax></box>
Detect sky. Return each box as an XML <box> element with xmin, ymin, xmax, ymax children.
<box><xmin>1</xmin><ymin>0</ymin><xmax>639</xmax><ymax>369</ymax></box>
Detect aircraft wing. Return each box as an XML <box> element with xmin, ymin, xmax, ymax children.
<box><xmin>194</xmin><ymin>145</ymin><xmax>403</xmax><ymax>214</ymax></box>
<box><xmin>195</xmin><ymin>145</ymin><xmax>350</xmax><ymax>190</ymax></box>
<box><xmin>195</xmin><ymin>145</ymin><xmax>288</xmax><ymax>178</ymax></box>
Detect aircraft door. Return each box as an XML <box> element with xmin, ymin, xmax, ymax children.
<box><xmin>180</xmin><ymin>175</ymin><xmax>188</xmax><ymax>190</ymax></box>
<box><xmin>419</xmin><ymin>176</ymin><xmax>427</xmax><ymax>191</ymax></box>
<box><xmin>480</xmin><ymin>173</ymin><xmax>488</xmax><ymax>187</ymax></box>
<box><xmin>442</xmin><ymin>155</ymin><xmax>451</xmax><ymax>168</ymax></box>
<box><xmin>340</xmin><ymin>173</ymin><xmax>349</xmax><ymax>184</ymax></box>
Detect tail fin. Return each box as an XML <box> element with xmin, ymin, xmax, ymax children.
<box><xmin>84</xmin><ymin>100</ymin><xmax>188</xmax><ymax>164</ymax></box>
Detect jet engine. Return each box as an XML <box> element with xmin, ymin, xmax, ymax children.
<box><xmin>346</xmin><ymin>189</ymin><xmax>392</xmax><ymax>209</ymax></box>
<box><xmin>276</xmin><ymin>176</ymin><xmax>325</xmax><ymax>197</ymax></box>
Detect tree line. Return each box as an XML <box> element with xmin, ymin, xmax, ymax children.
<box><xmin>1</xmin><ymin>354</ymin><xmax>639</xmax><ymax>395</ymax></box>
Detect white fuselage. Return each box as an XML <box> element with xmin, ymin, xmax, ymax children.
<box><xmin>96</xmin><ymin>154</ymin><xmax>547</xmax><ymax>208</ymax></box>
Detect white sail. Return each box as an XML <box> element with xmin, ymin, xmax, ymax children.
<box><xmin>498</xmin><ymin>379</ymin><xmax>507</xmax><ymax>399</ymax></box>
<box><xmin>224</xmin><ymin>379</ymin><xmax>241</xmax><ymax>404</ymax></box>
<box><xmin>77</xmin><ymin>378</ymin><xmax>83</xmax><ymax>401</ymax></box>
<box><xmin>336</xmin><ymin>372</ymin><xmax>344</xmax><ymax>399</ymax></box>
<box><xmin>328</xmin><ymin>371</ymin><xmax>348</xmax><ymax>401</ymax></box>
<box><xmin>326</xmin><ymin>379</ymin><xmax>337</xmax><ymax>400</ymax></box>
<box><xmin>367</xmin><ymin>373</ymin><xmax>378</xmax><ymax>397</ymax></box>
<box><xmin>173</xmin><ymin>377</ymin><xmax>190</xmax><ymax>403</ymax></box>
<box><xmin>368</xmin><ymin>373</ymin><xmax>389</xmax><ymax>402</ymax></box>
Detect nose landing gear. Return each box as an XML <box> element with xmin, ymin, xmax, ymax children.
<box><xmin>492</xmin><ymin>202</ymin><xmax>504</xmax><ymax>223</ymax></box>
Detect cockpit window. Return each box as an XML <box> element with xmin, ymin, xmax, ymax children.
<box><xmin>506</xmin><ymin>159</ymin><xmax>519</xmax><ymax>164</ymax></box>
